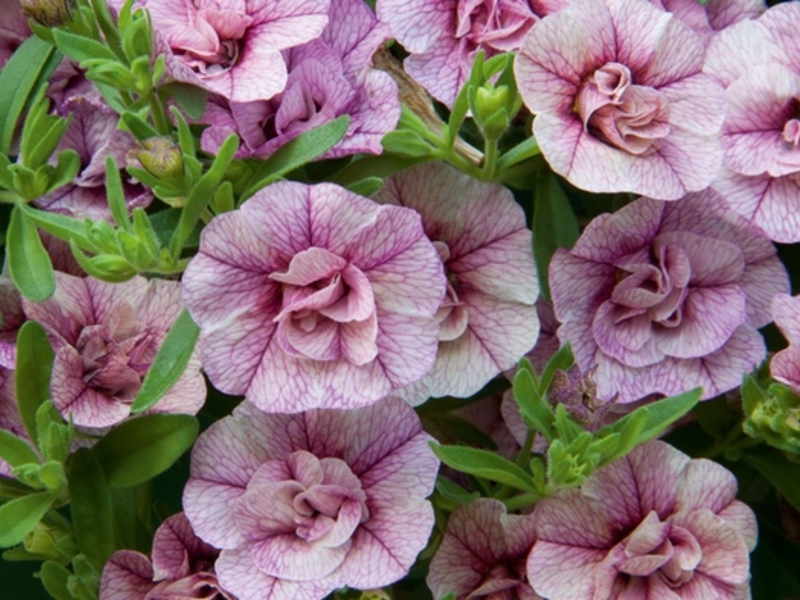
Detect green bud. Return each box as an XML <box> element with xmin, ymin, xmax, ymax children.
<box><xmin>476</xmin><ymin>85</ymin><xmax>510</xmax><ymax>120</ymax></box>
<box><xmin>743</xmin><ymin>383</ymin><xmax>800</xmax><ymax>454</ymax></box>
<box><xmin>136</xmin><ymin>138</ymin><xmax>184</xmax><ymax>181</ymax></box>
<box><xmin>85</xmin><ymin>220</ymin><xmax>118</xmax><ymax>254</ymax></box>
<box><xmin>86</xmin><ymin>254</ymin><xmax>137</xmax><ymax>281</ymax></box>
<box><xmin>19</xmin><ymin>0</ymin><xmax>73</xmax><ymax>27</ymax></box>
<box><xmin>23</xmin><ymin>521</ymin><xmax>73</xmax><ymax>561</ymax></box>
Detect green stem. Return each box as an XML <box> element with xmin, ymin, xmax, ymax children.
<box><xmin>481</xmin><ymin>137</ymin><xmax>499</xmax><ymax>180</ymax></box>
<box><xmin>516</xmin><ymin>430</ymin><xmax>535</xmax><ymax>469</ymax></box>
<box><xmin>698</xmin><ymin>420</ymin><xmax>760</xmax><ymax>459</ymax></box>
<box><xmin>149</xmin><ymin>92</ymin><xmax>171</xmax><ymax>135</ymax></box>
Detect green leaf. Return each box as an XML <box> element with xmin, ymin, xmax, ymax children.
<box><xmin>512</xmin><ymin>366</ymin><xmax>555</xmax><ymax>442</ymax></box>
<box><xmin>40</xmin><ymin>561</ymin><xmax>73</xmax><ymax>600</ymax></box>
<box><xmin>68</xmin><ymin>449</ymin><xmax>116</xmax><ymax>571</ymax></box>
<box><xmin>742</xmin><ymin>448</ymin><xmax>800</xmax><ymax>512</ymax></box>
<box><xmin>46</xmin><ymin>149</ymin><xmax>82</xmax><ymax>194</ymax></box>
<box><xmin>598</xmin><ymin>387</ymin><xmax>701</xmax><ymax>448</ymax></box>
<box><xmin>241</xmin><ymin>115</ymin><xmax>350</xmax><ymax>200</ymax></box>
<box><xmin>15</xmin><ymin>321</ymin><xmax>55</xmax><ymax>444</ymax></box>
<box><xmin>553</xmin><ymin>403</ymin><xmax>583</xmax><ymax>445</ymax></box>
<box><xmin>105</xmin><ymin>157</ymin><xmax>131</xmax><ymax>231</ymax></box>
<box><xmin>434</xmin><ymin>477</ymin><xmax>479</xmax><ymax>507</ymax></box>
<box><xmin>345</xmin><ymin>177</ymin><xmax>384</xmax><ymax>197</ymax></box>
<box><xmin>381</xmin><ymin>130</ymin><xmax>433</xmax><ymax>158</ymax></box>
<box><xmin>0</xmin><ymin>36</ymin><xmax>60</xmax><ymax>155</ymax></box>
<box><xmin>532</xmin><ymin>170</ymin><xmax>580</xmax><ymax>301</ymax></box>
<box><xmin>497</xmin><ymin>136</ymin><xmax>540</xmax><ymax>172</ymax></box>
<box><xmin>0</xmin><ymin>491</ymin><xmax>55</xmax><ymax>547</ymax></box>
<box><xmin>742</xmin><ymin>374</ymin><xmax>767</xmax><ymax>416</ymax></box>
<box><xmin>161</xmin><ymin>82</ymin><xmax>207</xmax><ymax>120</ymax></box>
<box><xmin>539</xmin><ymin>343</ymin><xmax>574</xmax><ymax>393</ymax></box>
<box><xmin>17</xmin><ymin>203</ymin><xmax>96</xmax><ymax>251</ymax></box>
<box><xmin>131</xmin><ymin>309</ymin><xmax>200</xmax><ymax>413</ymax></box>
<box><xmin>52</xmin><ymin>29</ymin><xmax>118</xmax><ymax>63</ymax></box>
<box><xmin>430</xmin><ymin>444</ymin><xmax>538</xmax><ymax>493</ymax></box>
<box><xmin>170</xmin><ymin>134</ymin><xmax>238</xmax><ymax>258</ymax></box>
<box><xmin>121</xmin><ymin>111</ymin><xmax>159</xmax><ymax>141</ymax></box>
<box><xmin>92</xmin><ymin>414</ymin><xmax>199</xmax><ymax>488</ymax></box>
<box><xmin>0</xmin><ymin>430</ymin><xmax>39</xmax><ymax>469</ymax></box>
<box><xmin>7</xmin><ymin>204</ymin><xmax>56</xmax><ymax>302</ymax></box>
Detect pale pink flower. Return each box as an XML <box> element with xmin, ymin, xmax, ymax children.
<box><xmin>770</xmin><ymin>293</ymin><xmax>800</xmax><ymax>394</ymax></box>
<box><xmin>515</xmin><ymin>0</ymin><xmax>725</xmax><ymax>200</ymax></box>
<box><xmin>0</xmin><ymin>277</ymin><xmax>24</xmax><ymax>478</ymax></box>
<box><xmin>182</xmin><ymin>397</ymin><xmax>439</xmax><ymax>600</ymax></box>
<box><xmin>200</xmin><ymin>0</ymin><xmax>399</xmax><ymax>160</ymax></box>
<box><xmin>21</xmin><ymin>273</ymin><xmax>205</xmax><ymax>429</ymax></box>
<box><xmin>549</xmin><ymin>190</ymin><xmax>788</xmax><ymax>404</ymax></box>
<box><xmin>528</xmin><ymin>440</ymin><xmax>757</xmax><ymax>599</ymax></box>
<box><xmin>374</xmin><ymin>163</ymin><xmax>539</xmax><ymax>405</ymax></box>
<box><xmin>181</xmin><ymin>181</ymin><xmax>445</xmax><ymax>414</ymax></box>
<box><xmin>35</xmin><ymin>94</ymin><xmax>151</xmax><ymax>221</ymax></box>
<box><xmin>704</xmin><ymin>2</ymin><xmax>800</xmax><ymax>242</ymax></box>
<box><xmin>428</xmin><ymin>498</ymin><xmax>540</xmax><ymax>600</ymax></box>
<box><xmin>651</xmin><ymin>0</ymin><xmax>764</xmax><ymax>42</ymax></box>
<box><xmin>145</xmin><ymin>0</ymin><xmax>330</xmax><ymax>102</ymax></box>
<box><xmin>100</xmin><ymin>512</ymin><xmax>234</xmax><ymax>600</ymax></box>
<box><xmin>377</xmin><ymin>0</ymin><xmax>566</xmax><ymax>106</ymax></box>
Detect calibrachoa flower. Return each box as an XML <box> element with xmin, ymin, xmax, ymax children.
<box><xmin>427</xmin><ymin>498</ymin><xmax>540</xmax><ymax>600</ymax></box>
<box><xmin>21</xmin><ymin>273</ymin><xmax>205</xmax><ymax>429</ymax></box>
<box><xmin>0</xmin><ymin>277</ymin><xmax>24</xmax><ymax>478</ymax></box>
<box><xmin>704</xmin><ymin>2</ymin><xmax>800</xmax><ymax>243</ymax></box>
<box><xmin>182</xmin><ymin>397</ymin><xmax>439</xmax><ymax>600</ymax></box>
<box><xmin>515</xmin><ymin>0</ymin><xmax>725</xmax><ymax>200</ymax></box>
<box><xmin>652</xmin><ymin>0</ymin><xmax>765</xmax><ymax>42</ymax></box>
<box><xmin>146</xmin><ymin>0</ymin><xmax>330</xmax><ymax>102</ymax></box>
<box><xmin>549</xmin><ymin>190</ymin><xmax>789</xmax><ymax>404</ymax></box>
<box><xmin>200</xmin><ymin>0</ymin><xmax>399</xmax><ymax>160</ymax></box>
<box><xmin>374</xmin><ymin>163</ymin><xmax>539</xmax><ymax>404</ymax></box>
<box><xmin>181</xmin><ymin>181</ymin><xmax>445</xmax><ymax>413</ymax></box>
<box><xmin>770</xmin><ymin>293</ymin><xmax>800</xmax><ymax>393</ymax></box>
<box><xmin>36</xmin><ymin>94</ymin><xmax>151</xmax><ymax>221</ymax></box>
<box><xmin>0</xmin><ymin>0</ymin><xmax>30</xmax><ymax>67</ymax></box>
<box><xmin>377</xmin><ymin>0</ymin><xmax>566</xmax><ymax>107</ymax></box>
<box><xmin>528</xmin><ymin>440</ymin><xmax>758</xmax><ymax>599</ymax></box>
<box><xmin>100</xmin><ymin>512</ymin><xmax>234</xmax><ymax>599</ymax></box>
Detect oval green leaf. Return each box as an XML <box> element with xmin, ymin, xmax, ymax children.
<box><xmin>7</xmin><ymin>205</ymin><xmax>56</xmax><ymax>302</ymax></box>
<box><xmin>15</xmin><ymin>321</ymin><xmax>55</xmax><ymax>444</ymax></box>
<box><xmin>0</xmin><ymin>430</ymin><xmax>39</xmax><ymax>469</ymax></box>
<box><xmin>92</xmin><ymin>414</ymin><xmax>199</xmax><ymax>488</ymax></box>
<box><xmin>0</xmin><ymin>491</ymin><xmax>55</xmax><ymax>548</ymax></box>
<box><xmin>430</xmin><ymin>443</ymin><xmax>538</xmax><ymax>494</ymax></box>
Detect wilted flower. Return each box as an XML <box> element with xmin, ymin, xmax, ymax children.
<box><xmin>182</xmin><ymin>397</ymin><xmax>439</xmax><ymax>600</ymax></box>
<box><xmin>528</xmin><ymin>440</ymin><xmax>758</xmax><ymax>599</ymax></box>
<box><xmin>100</xmin><ymin>512</ymin><xmax>234</xmax><ymax>599</ymax></box>
<box><xmin>374</xmin><ymin>163</ymin><xmax>539</xmax><ymax>405</ymax></box>
<box><xmin>427</xmin><ymin>498</ymin><xmax>540</xmax><ymax>600</ymax></box>
<box><xmin>515</xmin><ymin>0</ymin><xmax>725</xmax><ymax>199</ymax></box>
<box><xmin>377</xmin><ymin>0</ymin><xmax>566</xmax><ymax>106</ymax></box>
<box><xmin>200</xmin><ymin>0</ymin><xmax>399</xmax><ymax>160</ymax></box>
<box><xmin>19</xmin><ymin>0</ymin><xmax>72</xmax><ymax>27</ymax></box>
<box><xmin>704</xmin><ymin>2</ymin><xmax>800</xmax><ymax>242</ymax></box>
<box><xmin>21</xmin><ymin>273</ymin><xmax>205</xmax><ymax>429</ymax></box>
<box><xmin>35</xmin><ymin>94</ymin><xmax>151</xmax><ymax>221</ymax></box>
<box><xmin>181</xmin><ymin>181</ymin><xmax>445</xmax><ymax>413</ymax></box>
<box><xmin>145</xmin><ymin>0</ymin><xmax>330</xmax><ymax>102</ymax></box>
<box><xmin>549</xmin><ymin>190</ymin><xmax>788</xmax><ymax>403</ymax></box>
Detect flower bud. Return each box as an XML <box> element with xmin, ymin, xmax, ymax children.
<box><xmin>19</xmin><ymin>0</ymin><xmax>72</xmax><ymax>27</ymax></box>
<box><xmin>136</xmin><ymin>137</ymin><xmax>184</xmax><ymax>181</ymax></box>
<box><xmin>476</xmin><ymin>85</ymin><xmax>510</xmax><ymax>120</ymax></box>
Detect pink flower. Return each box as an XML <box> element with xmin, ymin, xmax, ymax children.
<box><xmin>427</xmin><ymin>498</ymin><xmax>540</xmax><ymax>600</ymax></box>
<box><xmin>528</xmin><ymin>440</ymin><xmax>758</xmax><ymax>599</ymax></box>
<box><xmin>182</xmin><ymin>397</ymin><xmax>439</xmax><ymax>600</ymax></box>
<box><xmin>704</xmin><ymin>2</ymin><xmax>800</xmax><ymax>242</ymax></box>
<box><xmin>377</xmin><ymin>0</ymin><xmax>566</xmax><ymax>106</ymax></box>
<box><xmin>200</xmin><ymin>0</ymin><xmax>399</xmax><ymax>160</ymax></box>
<box><xmin>0</xmin><ymin>277</ymin><xmax>24</xmax><ymax>478</ymax></box>
<box><xmin>181</xmin><ymin>181</ymin><xmax>446</xmax><ymax>414</ymax></box>
<box><xmin>0</xmin><ymin>0</ymin><xmax>31</xmax><ymax>68</ymax></box>
<box><xmin>549</xmin><ymin>190</ymin><xmax>788</xmax><ymax>404</ymax></box>
<box><xmin>100</xmin><ymin>512</ymin><xmax>234</xmax><ymax>600</ymax></box>
<box><xmin>770</xmin><ymin>294</ymin><xmax>800</xmax><ymax>394</ymax></box>
<box><xmin>35</xmin><ymin>94</ymin><xmax>151</xmax><ymax>221</ymax></box>
<box><xmin>651</xmin><ymin>0</ymin><xmax>765</xmax><ymax>42</ymax></box>
<box><xmin>515</xmin><ymin>0</ymin><xmax>725</xmax><ymax>200</ymax></box>
<box><xmin>146</xmin><ymin>0</ymin><xmax>330</xmax><ymax>102</ymax></box>
<box><xmin>21</xmin><ymin>273</ymin><xmax>205</xmax><ymax>429</ymax></box>
<box><xmin>373</xmin><ymin>163</ymin><xmax>539</xmax><ymax>404</ymax></box>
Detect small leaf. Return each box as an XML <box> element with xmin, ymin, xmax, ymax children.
<box><xmin>161</xmin><ymin>82</ymin><xmax>207</xmax><ymax>120</ymax></box>
<box><xmin>7</xmin><ymin>204</ymin><xmax>56</xmax><ymax>301</ymax></box>
<box><xmin>742</xmin><ymin>448</ymin><xmax>800</xmax><ymax>512</ymax></box>
<box><xmin>497</xmin><ymin>136</ymin><xmax>540</xmax><ymax>172</ymax></box>
<box><xmin>131</xmin><ymin>309</ymin><xmax>200</xmax><ymax>413</ymax></box>
<box><xmin>0</xmin><ymin>491</ymin><xmax>55</xmax><ymax>547</ymax></box>
<box><xmin>0</xmin><ymin>36</ymin><xmax>60</xmax><ymax>155</ymax></box>
<box><xmin>435</xmin><ymin>477</ymin><xmax>479</xmax><ymax>506</ymax></box>
<box><xmin>346</xmin><ymin>177</ymin><xmax>384</xmax><ymax>197</ymax></box>
<box><xmin>0</xmin><ymin>430</ymin><xmax>39</xmax><ymax>469</ymax></box>
<box><xmin>15</xmin><ymin>321</ymin><xmax>55</xmax><ymax>444</ymax></box>
<box><xmin>40</xmin><ymin>561</ymin><xmax>73</xmax><ymax>600</ymax></box>
<box><xmin>18</xmin><ymin>203</ymin><xmax>96</xmax><ymax>251</ymax></box>
<box><xmin>512</xmin><ymin>366</ymin><xmax>555</xmax><ymax>442</ymax></box>
<box><xmin>381</xmin><ymin>130</ymin><xmax>433</xmax><ymax>157</ymax></box>
<box><xmin>532</xmin><ymin>171</ymin><xmax>580</xmax><ymax>301</ymax></box>
<box><xmin>430</xmin><ymin>444</ymin><xmax>538</xmax><ymax>494</ymax></box>
<box><xmin>121</xmin><ymin>111</ymin><xmax>159</xmax><ymax>141</ymax></box>
<box><xmin>92</xmin><ymin>414</ymin><xmax>199</xmax><ymax>488</ymax></box>
<box><xmin>52</xmin><ymin>29</ymin><xmax>118</xmax><ymax>63</ymax></box>
<box><xmin>68</xmin><ymin>449</ymin><xmax>116</xmax><ymax>571</ymax></box>
<box><xmin>539</xmin><ymin>343</ymin><xmax>574</xmax><ymax>393</ymax></box>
